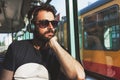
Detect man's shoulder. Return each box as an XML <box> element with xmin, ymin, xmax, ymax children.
<box><xmin>13</xmin><ymin>39</ymin><xmax>32</xmax><ymax>44</ymax></box>
<box><xmin>10</xmin><ymin>39</ymin><xmax>33</xmax><ymax>48</ymax></box>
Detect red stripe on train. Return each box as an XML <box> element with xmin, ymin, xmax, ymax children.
<box><xmin>83</xmin><ymin>60</ymin><xmax>120</xmax><ymax>79</ymax></box>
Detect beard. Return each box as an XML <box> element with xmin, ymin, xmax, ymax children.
<box><xmin>33</xmin><ymin>28</ymin><xmax>56</xmax><ymax>48</ymax></box>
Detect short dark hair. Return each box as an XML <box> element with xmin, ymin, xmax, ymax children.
<box><xmin>31</xmin><ymin>4</ymin><xmax>57</xmax><ymax>21</ymax></box>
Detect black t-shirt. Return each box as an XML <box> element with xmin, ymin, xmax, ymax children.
<box><xmin>3</xmin><ymin>40</ymin><xmax>65</xmax><ymax>80</ymax></box>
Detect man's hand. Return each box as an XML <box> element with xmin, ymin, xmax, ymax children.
<box><xmin>48</xmin><ymin>36</ymin><xmax>58</xmax><ymax>48</ymax></box>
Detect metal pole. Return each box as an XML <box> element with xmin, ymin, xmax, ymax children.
<box><xmin>65</xmin><ymin>0</ymin><xmax>76</xmax><ymax>58</ymax></box>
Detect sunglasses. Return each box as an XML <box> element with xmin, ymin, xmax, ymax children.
<box><xmin>35</xmin><ymin>20</ymin><xmax>58</xmax><ymax>28</ymax></box>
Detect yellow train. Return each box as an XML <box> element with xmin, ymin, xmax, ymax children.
<box><xmin>57</xmin><ymin>0</ymin><xmax>120</xmax><ymax>79</ymax></box>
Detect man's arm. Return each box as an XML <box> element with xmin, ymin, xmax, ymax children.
<box><xmin>48</xmin><ymin>36</ymin><xmax>85</xmax><ymax>80</ymax></box>
<box><xmin>0</xmin><ymin>69</ymin><xmax>14</xmax><ymax>80</ymax></box>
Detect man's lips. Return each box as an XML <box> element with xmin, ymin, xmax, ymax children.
<box><xmin>45</xmin><ymin>32</ymin><xmax>54</xmax><ymax>37</ymax></box>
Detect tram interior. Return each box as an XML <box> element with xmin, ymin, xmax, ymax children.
<box><xmin>0</xmin><ymin>0</ymin><xmax>49</xmax><ymax>73</ymax></box>
<box><xmin>0</xmin><ymin>0</ymin><xmax>120</xmax><ymax>80</ymax></box>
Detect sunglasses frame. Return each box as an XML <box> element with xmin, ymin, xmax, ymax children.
<box><xmin>35</xmin><ymin>20</ymin><xmax>59</xmax><ymax>28</ymax></box>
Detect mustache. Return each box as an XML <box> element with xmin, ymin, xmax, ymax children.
<box><xmin>44</xmin><ymin>28</ymin><xmax>56</xmax><ymax>34</ymax></box>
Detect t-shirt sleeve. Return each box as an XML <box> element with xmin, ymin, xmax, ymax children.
<box><xmin>3</xmin><ymin>42</ymin><xmax>15</xmax><ymax>71</ymax></box>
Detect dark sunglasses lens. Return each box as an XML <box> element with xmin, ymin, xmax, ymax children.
<box><xmin>36</xmin><ymin>20</ymin><xmax>49</xmax><ymax>28</ymax></box>
<box><xmin>36</xmin><ymin>20</ymin><xmax>58</xmax><ymax>28</ymax></box>
<box><xmin>39</xmin><ymin>20</ymin><xmax>49</xmax><ymax>28</ymax></box>
<box><xmin>51</xmin><ymin>21</ymin><xmax>58</xmax><ymax>27</ymax></box>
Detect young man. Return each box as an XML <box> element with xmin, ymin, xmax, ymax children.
<box><xmin>0</xmin><ymin>4</ymin><xmax>85</xmax><ymax>80</ymax></box>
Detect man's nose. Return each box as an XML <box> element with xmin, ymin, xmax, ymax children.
<box><xmin>48</xmin><ymin>22</ymin><xmax>54</xmax><ymax>29</ymax></box>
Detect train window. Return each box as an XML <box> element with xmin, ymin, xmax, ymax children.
<box><xmin>104</xmin><ymin>25</ymin><xmax>120</xmax><ymax>50</ymax></box>
<box><xmin>82</xmin><ymin>4</ymin><xmax>120</xmax><ymax>50</ymax></box>
<box><xmin>0</xmin><ymin>34</ymin><xmax>12</xmax><ymax>53</ymax></box>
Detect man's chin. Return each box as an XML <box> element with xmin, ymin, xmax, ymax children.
<box><xmin>45</xmin><ymin>37</ymin><xmax>52</xmax><ymax>40</ymax></box>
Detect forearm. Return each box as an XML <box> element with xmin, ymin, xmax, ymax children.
<box><xmin>52</xmin><ymin>42</ymin><xmax>77</xmax><ymax>78</ymax></box>
<box><xmin>74</xmin><ymin>61</ymin><xmax>85</xmax><ymax>80</ymax></box>
<box><xmin>49</xmin><ymin>37</ymin><xmax>85</xmax><ymax>79</ymax></box>
<box><xmin>57</xmin><ymin>47</ymin><xmax>85</xmax><ymax>80</ymax></box>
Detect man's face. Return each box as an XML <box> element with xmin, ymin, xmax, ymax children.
<box><xmin>35</xmin><ymin>10</ymin><xmax>56</xmax><ymax>41</ymax></box>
